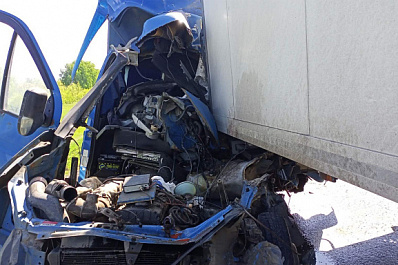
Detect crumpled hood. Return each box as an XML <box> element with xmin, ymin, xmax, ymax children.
<box><xmin>72</xmin><ymin>0</ymin><xmax>203</xmax><ymax>80</ymax></box>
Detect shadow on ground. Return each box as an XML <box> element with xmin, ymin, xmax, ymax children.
<box><xmin>293</xmin><ymin>210</ymin><xmax>338</xmax><ymax>250</ymax></box>
<box><xmin>293</xmin><ymin>211</ymin><xmax>398</xmax><ymax>264</ymax></box>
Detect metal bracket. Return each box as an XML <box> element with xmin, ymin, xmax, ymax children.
<box><xmin>217</xmin><ymin>179</ymin><xmax>229</xmax><ymax>208</ymax></box>
<box><xmin>98</xmin><ymin>208</ymin><xmax>123</xmax><ymax>226</ymax></box>
<box><xmin>81</xmin><ymin>122</ymin><xmax>99</xmax><ymax>134</ymax></box>
<box><xmin>124</xmin><ymin>242</ymin><xmax>143</xmax><ymax>265</ymax></box>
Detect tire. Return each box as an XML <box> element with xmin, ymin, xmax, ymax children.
<box><xmin>257</xmin><ymin>212</ymin><xmax>299</xmax><ymax>265</ymax></box>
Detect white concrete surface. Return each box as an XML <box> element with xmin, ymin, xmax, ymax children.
<box><xmin>286</xmin><ymin>180</ymin><xmax>398</xmax><ymax>264</ymax></box>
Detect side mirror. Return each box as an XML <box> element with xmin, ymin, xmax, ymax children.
<box><xmin>17</xmin><ymin>88</ymin><xmax>47</xmax><ymax>136</ymax></box>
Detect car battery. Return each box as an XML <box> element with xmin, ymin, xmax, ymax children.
<box><xmin>96</xmin><ymin>155</ymin><xmax>123</xmax><ymax>177</ymax></box>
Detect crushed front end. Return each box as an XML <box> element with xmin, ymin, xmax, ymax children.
<box><xmin>0</xmin><ymin>1</ymin><xmax>318</xmax><ymax>264</ymax></box>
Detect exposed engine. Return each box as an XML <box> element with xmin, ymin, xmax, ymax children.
<box><xmin>25</xmin><ymin>15</ymin><xmax>321</xmax><ymax>265</ymax></box>
<box><xmin>28</xmin><ymin>81</ymin><xmax>319</xmax><ymax>262</ymax></box>
<box><xmin>100</xmin><ymin>79</ymin><xmax>217</xmax><ymax>184</ymax></box>
<box><xmin>30</xmin><ymin>121</ymin><xmax>318</xmax><ymax>264</ymax></box>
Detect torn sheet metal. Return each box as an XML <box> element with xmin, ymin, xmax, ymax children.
<box><xmin>72</xmin><ymin>0</ymin><xmax>203</xmax><ymax>79</ymax></box>
<box><xmin>28</xmin><ymin>206</ymin><xmax>238</xmax><ymax>245</ymax></box>
<box><xmin>137</xmin><ymin>12</ymin><xmax>192</xmax><ymax>46</ymax></box>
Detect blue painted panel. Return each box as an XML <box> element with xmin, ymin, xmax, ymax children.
<box><xmin>0</xmin><ymin>10</ymin><xmax>61</xmax><ymax>168</ymax></box>
<box><xmin>71</xmin><ymin>2</ymin><xmax>108</xmax><ymax>80</ymax></box>
<box><xmin>27</xmin><ymin>206</ymin><xmax>235</xmax><ymax>245</ymax></box>
<box><xmin>73</xmin><ymin>0</ymin><xmax>202</xmax><ymax>78</ymax></box>
<box><xmin>184</xmin><ymin>89</ymin><xmax>219</xmax><ymax>145</ymax></box>
<box><xmin>0</xmin><ymin>114</ymin><xmax>55</xmax><ymax>168</ymax></box>
<box><xmin>78</xmin><ymin>50</ymin><xmax>114</xmax><ymax>181</ymax></box>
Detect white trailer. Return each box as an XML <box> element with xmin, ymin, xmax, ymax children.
<box><xmin>203</xmin><ymin>0</ymin><xmax>398</xmax><ymax>202</ymax></box>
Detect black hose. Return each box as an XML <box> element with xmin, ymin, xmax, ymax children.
<box><xmin>45</xmin><ymin>180</ymin><xmax>77</xmax><ymax>201</ymax></box>
<box><xmin>169</xmin><ymin>206</ymin><xmax>199</xmax><ymax>227</ymax></box>
<box><xmin>27</xmin><ymin>177</ymin><xmax>64</xmax><ymax>222</ymax></box>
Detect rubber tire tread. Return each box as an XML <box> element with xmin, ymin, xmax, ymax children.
<box><xmin>257</xmin><ymin>212</ymin><xmax>299</xmax><ymax>265</ymax></box>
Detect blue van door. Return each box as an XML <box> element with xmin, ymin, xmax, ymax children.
<box><xmin>0</xmin><ymin>10</ymin><xmax>62</xmax><ymax>168</ymax></box>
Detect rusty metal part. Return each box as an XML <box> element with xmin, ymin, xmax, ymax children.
<box><xmin>208</xmin><ymin>158</ymin><xmax>260</xmax><ymax>200</ymax></box>
<box><xmin>66</xmin><ymin>180</ymin><xmax>123</xmax><ymax>220</ymax></box>
<box><xmin>66</xmin><ymin>194</ymin><xmax>98</xmax><ymax>220</ymax></box>
<box><xmin>79</xmin><ymin>176</ymin><xmax>103</xmax><ymax>189</ymax></box>
<box><xmin>98</xmin><ymin>208</ymin><xmax>123</xmax><ymax>226</ymax></box>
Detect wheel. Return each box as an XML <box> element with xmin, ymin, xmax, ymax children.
<box><xmin>257</xmin><ymin>212</ymin><xmax>300</xmax><ymax>265</ymax></box>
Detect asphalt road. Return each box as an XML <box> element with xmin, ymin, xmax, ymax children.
<box><xmin>285</xmin><ymin>179</ymin><xmax>398</xmax><ymax>265</ymax></box>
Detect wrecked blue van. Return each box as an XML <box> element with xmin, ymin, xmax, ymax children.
<box><xmin>0</xmin><ymin>1</ymin><xmax>316</xmax><ymax>264</ymax></box>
